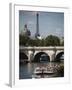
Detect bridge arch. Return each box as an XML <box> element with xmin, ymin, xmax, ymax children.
<box><xmin>55</xmin><ymin>52</ymin><xmax>64</xmax><ymax>62</ymax></box>
<box><xmin>19</xmin><ymin>51</ymin><xmax>28</xmax><ymax>63</ymax></box>
<box><xmin>33</xmin><ymin>52</ymin><xmax>50</xmax><ymax>62</ymax></box>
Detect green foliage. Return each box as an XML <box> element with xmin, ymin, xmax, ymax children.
<box><xmin>45</xmin><ymin>35</ymin><xmax>60</xmax><ymax>46</ymax></box>
<box><xmin>60</xmin><ymin>40</ymin><xmax>64</xmax><ymax>46</ymax></box>
<box><xmin>19</xmin><ymin>34</ymin><xmax>63</xmax><ymax>46</ymax></box>
<box><xmin>19</xmin><ymin>34</ymin><xmax>30</xmax><ymax>46</ymax></box>
<box><xmin>40</xmin><ymin>39</ymin><xmax>46</xmax><ymax>46</ymax></box>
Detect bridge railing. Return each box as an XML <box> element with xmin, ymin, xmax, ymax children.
<box><xmin>19</xmin><ymin>46</ymin><xmax>64</xmax><ymax>50</ymax></box>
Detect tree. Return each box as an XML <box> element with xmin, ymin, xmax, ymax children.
<box><xmin>40</xmin><ymin>39</ymin><xmax>46</xmax><ymax>46</ymax></box>
<box><xmin>45</xmin><ymin>35</ymin><xmax>60</xmax><ymax>46</ymax></box>
<box><xmin>60</xmin><ymin>40</ymin><xmax>64</xmax><ymax>46</ymax></box>
<box><xmin>19</xmin><ymin>34</ymin><xmax>29</xmax><ymax>46</ymax></box>
<box><xmin>19</xmin><ymin>34</ymin><xmax>61</xmax><ymax>46</ymax></box>
<box><xmin>61</xmin><ymin>40</ymin><xmax>64</xmax><ymax>46</ymax></box>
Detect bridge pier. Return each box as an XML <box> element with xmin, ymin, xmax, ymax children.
<box><xmin>49</xmin><ymin>55</ymin><xmax>54</xmax><ymax>61</ymax></box>
<box><xmin>50</xmin><ymin>53</ymin><xmax>56</xmax><ymax>61</ymax></box>
<box><xmin>28</xmin><ymin>51</ymin><xmax>33</xmax><ymax>62</ymax></box>
<box><xmin>47</xmin><ymin>51</ymin><xmax>56</xmax><ymax>62</ymax></box>
<box><xmin>28</xmin><ymin>51</ymin><xmax>31</xmax><ymax>62</ymax></box>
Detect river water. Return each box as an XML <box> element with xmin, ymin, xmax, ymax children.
<box><xmin>19</xmin><ymin>61</ymin><xmax>64</xmax><ymax>79</ymax></box>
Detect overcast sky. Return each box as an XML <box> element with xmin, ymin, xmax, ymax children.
<box><xmin>19</xmin><ymin>10</ymin><xmax>64</xmax><ymax>38</ymax></box>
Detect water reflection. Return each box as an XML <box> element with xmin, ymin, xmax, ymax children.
<box><xmin>19</xmin><ymin>61</ymin><xmax>64</xmax><ymax>79</ymax></box>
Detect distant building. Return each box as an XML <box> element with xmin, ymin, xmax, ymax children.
<box><xmin>21</xmin><ymin>24</ymin><xmax>31</xmax><ymax>37</ymax></box>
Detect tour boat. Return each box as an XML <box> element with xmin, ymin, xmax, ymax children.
<box><xmin>32</xmin><ymin>66</ymin><xmax>55</xmax><ymax>78</ymax></box>
<box><xmin>34</xmin><ymin>67</ymin><xmax>42</xmax><ymax>75</ymax></box>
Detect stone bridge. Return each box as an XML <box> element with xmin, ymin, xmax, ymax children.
<box><xmin>19</xmin><ymin>46</ymin><xmax>64</xmax><ymax>62</ymax></box>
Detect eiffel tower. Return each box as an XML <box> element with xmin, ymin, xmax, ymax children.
<box><xmin>35</xmin><ymin>13</ymin><xmax>41</xmax><ymax>39</ymax></box>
